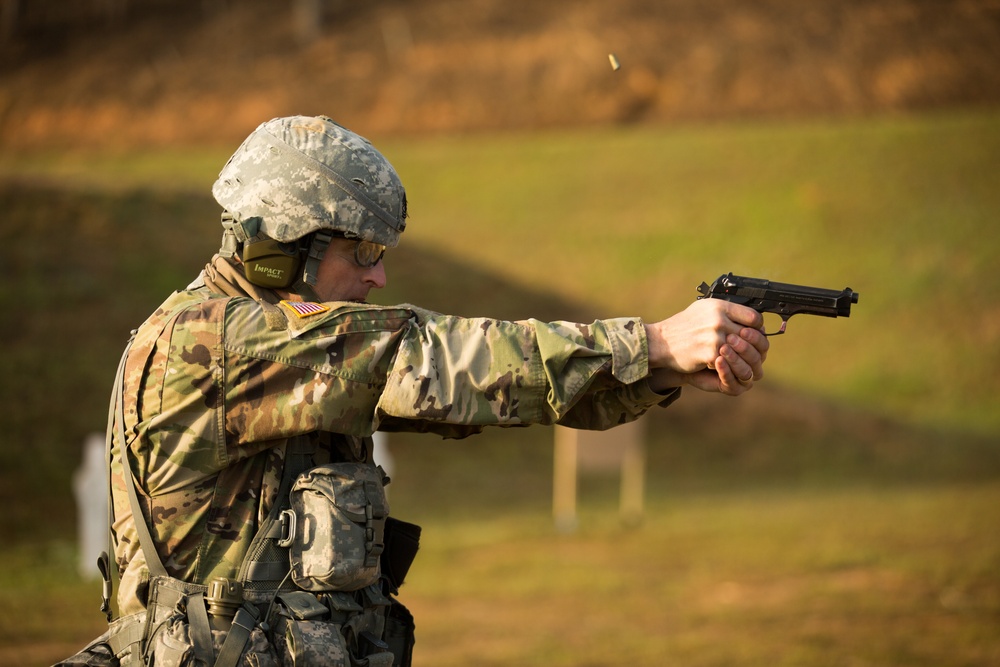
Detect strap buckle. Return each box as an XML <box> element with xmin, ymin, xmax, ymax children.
<box><xmin>277</xmin><ymin>509</ymin><xmax>296</xmax><ymax>548</ymax></box>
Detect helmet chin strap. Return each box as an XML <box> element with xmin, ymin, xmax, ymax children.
<box><xmin>280</xmin><ymin>230</ymin><xmax>334</xmax><ymax>302</ymax></box>
<box><xmin>301</xmin><ymin>230</ymin><xmax>334</xmax><ymax>287</ymax></box>
<box><xmin>287</xmin><ymin>280</ymin><xmax>322</xmax><ymax>303</ymax></box>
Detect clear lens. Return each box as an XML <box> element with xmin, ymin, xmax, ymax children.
<box><xmin>354</xmin><ymin>240</ymin><xmax>386</xmax><ymax>268</ymax></box>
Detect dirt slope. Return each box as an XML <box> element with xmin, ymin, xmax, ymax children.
<box><xmin>2</xmin><ymin>0</ymin><xmax>999</xmax><ymax>150</ymax></box>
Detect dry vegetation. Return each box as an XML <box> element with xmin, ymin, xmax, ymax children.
<box><xmin>1</xmin><ymin>0</ymin><xmax>999</xmax><ymax>149</ymax></box>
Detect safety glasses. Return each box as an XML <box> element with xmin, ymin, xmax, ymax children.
<box><xmin>352</xmin><ymin>239</ymin><xmax>387</xmax><ymax>268</ymax></box>
<box><xmin>328</xmin><ymin>236</ymin><xmax>387</xmax><ymax>268</ymax></box>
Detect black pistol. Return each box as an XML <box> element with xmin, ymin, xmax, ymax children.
<box><xmin>697</xmin><ymin>273</ymin><xmax>859</xmax><ymax>335</ymax></box>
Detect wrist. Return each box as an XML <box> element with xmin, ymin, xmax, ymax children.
<box><xmin>648</xmin><ymin>367</ymin><xmax>686</xmax><ymax>393</ymax></box>
<box><xmin>644</xmin><ymin>322</ymin><xmax>673</xmax><ymax>370</ymax></box>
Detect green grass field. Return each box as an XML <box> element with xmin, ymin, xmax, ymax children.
<box><xmin>1</xmin><ymin>110</ymin><xmax>998</xmax><ymax>665</ymax></box>
<box><xmin>6</xmin><ymin>109</ymin><xmax>999</xmax><ymax>433</ymax></box>
<box><xmin>400</xmin><ymin>483</ymin><xmax>1000</xmax><ymax>666</ymax></box>
<box><xmin>8</xmin><ymin>477</ymin><xmax>997</xmax><ymax>666</ymax></box>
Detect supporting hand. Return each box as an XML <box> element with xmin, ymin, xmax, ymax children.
<box><xmin>645</xmin><ymin>299</ymin><xmax>769</xmax><ymax>396</ymax></box>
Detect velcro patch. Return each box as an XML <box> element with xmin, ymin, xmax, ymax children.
<box><xmin>280</xmin><ymin>300</ymin><xmax>331</xmax><ymax>318</ymax></box>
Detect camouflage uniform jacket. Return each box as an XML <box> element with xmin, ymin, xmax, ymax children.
<box><xmin>111</xmin><ymin>283</ymin><xmax>680</xmax><ymax>615</ymax></box>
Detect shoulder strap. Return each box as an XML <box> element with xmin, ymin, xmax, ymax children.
<box><xmin>115</xmin><ymin>335</ymin><xmax>170</xmax><ymax>579</ymax></box>
<box><xmin>99</xmin><ymin>331</ymin><xmax>169</xmax><ymax>618</ymax></box>
<box><xmin>99</xmin><ymin>333</ymin><xmax>131</xmax><ymax>620</ymax></box>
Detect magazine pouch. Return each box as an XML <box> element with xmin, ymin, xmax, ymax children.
<box><xmin>270</xmin><ymin>589</ymin><xmax>394</xmax><ymax>667</ymax></box>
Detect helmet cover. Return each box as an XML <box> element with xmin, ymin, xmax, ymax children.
<box><xmin>212</xmin><ymin>116</ymin><xmax>407</xmax><ymax>247</ymax></box>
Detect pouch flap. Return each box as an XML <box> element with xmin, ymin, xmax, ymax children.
<box><xmin>323</xmin><ymin>591</ymin><xmax>364</xmax><ymax>614</ymax></box>
<box><xmin>277</xmin><ymin>590</ymin><xmax>330</xmax><ymax>620</ymax></box>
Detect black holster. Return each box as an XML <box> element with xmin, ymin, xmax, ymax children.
<box><xmin>380</xmin><ymin>517</ymin><xmax>421</xmax><ymax>595</ymax></box>
<box><xmin>379</xmin><ymin>517</ymin><xmax>421</xmax><ymax>667</ymax></box>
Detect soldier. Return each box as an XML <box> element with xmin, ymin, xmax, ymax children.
<box><xmin>60</xmin><ymin>115</ymin><xmax>768</xmax><ymax>667</ymax></box>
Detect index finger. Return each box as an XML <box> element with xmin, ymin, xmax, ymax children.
<box><xmin>721</xmin><ymin>301</ymin><xmax>765</xmax><ymax>330</ymax></box>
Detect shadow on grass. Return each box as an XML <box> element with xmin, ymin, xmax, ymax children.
<box><xmin>2</xmin><ymin>179</ymin><xmax>998</xmax><ymax>666</ymax></box>
<box><xmin>3</xmin><ymin>179</ymin><xmax>998</xmax><ymax>541</ymax></box>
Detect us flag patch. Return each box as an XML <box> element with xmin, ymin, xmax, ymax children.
<box><xmin>280</xmin><ymin>300</ymin><xmax>331</xmax><ymax>318</ymax></box>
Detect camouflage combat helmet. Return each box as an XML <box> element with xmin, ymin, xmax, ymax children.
<box><xmin>212</xmin><ymin>115</ymin><xmax>407</xmax><ymax>286</ymax></box>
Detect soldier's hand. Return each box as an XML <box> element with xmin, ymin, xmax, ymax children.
<box><xmin>645</xmin><ymin>300</ymin><xmax>768</xmax><ymax>396</ymax></box>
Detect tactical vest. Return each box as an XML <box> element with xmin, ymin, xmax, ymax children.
<box><xmin>60</xmin><ymin>331</ymin><xmax>420</xmax><ymax>667</ymax></box>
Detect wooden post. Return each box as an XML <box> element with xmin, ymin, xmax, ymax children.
<box><xmin>553</xmin><ymin>418</ymin><xmax>647</xmax><ymax>531</ymax></box>
<box><xmin>620</xmin><ymin>433</ymin><xmax>645</xmax><ymax>526</ymax></box>
<box><xmin>553</xmin><ymin>426</ymin><xmax>579</xmax><ymax>533</ymax></box>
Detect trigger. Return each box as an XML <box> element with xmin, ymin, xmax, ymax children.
<box><xmin>765</xmin><ymin>320</ymin><xmax>788</xmax><ymax>336</ymax></box>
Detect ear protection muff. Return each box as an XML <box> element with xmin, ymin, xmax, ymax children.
<box><xmin>242</xmin><ymin>238</ymin><xmax>302</xmax><ymax>288</ymax></box>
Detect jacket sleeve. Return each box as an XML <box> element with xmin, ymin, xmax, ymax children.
<box><xmin>373</xmin><ymin>305</ymin><xmax>679</xmax><ymax>437</ymax></box>
<box><xmin>223</xmin><ymin>299</ymin><xmax>677</xmax><ymax>443</ymax></box>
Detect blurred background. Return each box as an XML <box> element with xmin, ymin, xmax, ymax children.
<box><xmin>1</xmin><ymin>1</ymin><xmax>998</xmax><ymax>665</ymax></box>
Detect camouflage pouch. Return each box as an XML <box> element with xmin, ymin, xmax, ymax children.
<box><xmin>51</xmin><ymin>631</ymin><xmax>115</xmax><ymax>666</ymax></box>
<box><xmin>145</xmin><ymin>613</ymin><xmax>200</xmax><ymax>666</ymax></box>
<box><xmin>274</xmin><ymin>618</ymin><xmax>349</xmax><ymax>667</ymax></box>
<box><xmin>145</xmin><ymin>612</ymin><xmax>277</xmax><ymax>667</ymax></box>
<box><xmin>269</xmin><ymin>589</ymin><xmax>393</xmax><ymax>667</ymax></box>
<box><xmin>141</xmin><ymin>576</ymin><xmax>278</xmax><ymax>667</ymax></box>
<box><xmin>273</xmin><ymin>619</ymin><xmax>393</xmax><ymax>667</ymax></box>
<box><xmin>288</xmin><ymin>463</ymin><xmax>389</xmax><ymax>592</ymax></box>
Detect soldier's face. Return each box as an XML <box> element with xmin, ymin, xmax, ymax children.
<box><xmin>313</xmin><ymin>237</ymin><xmax>387</xmax><ymax>303</ymax></box>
